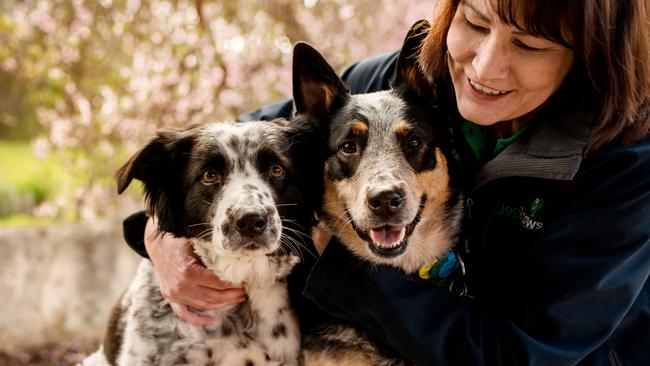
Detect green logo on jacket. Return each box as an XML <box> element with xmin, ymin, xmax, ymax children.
<box><xmin>497</xmin><ymin>197</ymin><xmax>545</xmax><ymax>231</ymax></box>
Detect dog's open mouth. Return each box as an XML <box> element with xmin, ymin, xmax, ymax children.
<box><xmin>349</xmin><ymin>195</ymin><xmax>427</xmax><ymax>258</ymax></box>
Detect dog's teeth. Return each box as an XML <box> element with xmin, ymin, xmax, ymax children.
<box><xmin>369</xmin><ymin>226</ymin><xmax>406</xmax><ymax>247</ymax></box>
<box><xmin>397</xmin><ymin>227</ymin><xmax>406</xmax><ymax>243</ymax></box>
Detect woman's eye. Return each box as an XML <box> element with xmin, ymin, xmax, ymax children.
<box><xmin>201</xmin><ymin>170</ymin><xmax>221</xmax><ymax>185</ymax></box>
<box><xmin>407</xmin><ymin>135</ymin><xmax>423</xmax><ymax>149</ymax></box>
<box><xmin>339</xmin><ymin>141</ymin><xmax>357</xmax><ymax>154</ymax></box>
<box><xmin>269</xmin><ymin>163</ymin><xmax>285</xmax><ymax>179</ymax></box>
<box><xmin>514</xmin><ymin>39</ymin><xmax>544</xmax><ymax>52</ymax></box>
<box><xmin>464</xmin><ymin>17</ymin><xmax>488</xmax><ymax>33</ymax></box>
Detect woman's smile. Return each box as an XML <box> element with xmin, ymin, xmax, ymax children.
<box><xmin>467</xmin><ymin>78</ymin><xmax>512</xmax><ymax>98</ymax></box>
<box><xmin>446</xmin><ymin>0</ymin><xmax>573</xmax><ymax>126</ymax></box>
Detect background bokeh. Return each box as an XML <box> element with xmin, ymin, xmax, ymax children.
<box><xmin>0</xmin><ymin>0</ymin><xmax>432</xmax><ymax>364</ymax></box>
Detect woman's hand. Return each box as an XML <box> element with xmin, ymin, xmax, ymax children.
<box><xmin>144</xmin><ymin>217</ymin><xmax>247</xmax><ymax>325</ymax></box>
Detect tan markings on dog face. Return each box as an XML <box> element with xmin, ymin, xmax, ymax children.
<box><xmin>394</xmin><ymin>120</ymin><xmax>411</xmax><ymax>136</ymax></box>
<box><xmin>350</xmin><ymin>120</ymin><xmax>368</xmax><ymax>136</ymax></box>
<box><xmin>394</xmin><ymin>147</ymin><xmax>456</xmax><ymax>272</ymax></box>
<box><xmin>323</xmin><ymin>148</ymin><xmax>459</xmax><ymax>274</ymax></box>
<box><xmin>321</xmin><ymin>162</ymin><xmax>371</xmax><ymax>259</ymax></box>
<box><xmin>321</xmin><ymin>161</ymin><xmax>343</xmax><ymax>222</ymax></box>
<box><xmin>322</xmin><ymin>162</ymin><xmax>349</xmax><ymax>224</ymax></box>
<box><xmin>359</xmin><ymin>148</ymin><xmax>457</xmax><ymax>273</ymax></box>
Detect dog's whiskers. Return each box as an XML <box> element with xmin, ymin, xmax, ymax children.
<box><xmin>280</xmin><ymin>219</ymin><xmax>311</xmax><ymax>237</ymax></box>
<box><xmin>340</xmin><ymin>216</ymin><xmax>354</xmax><ymax>232</ymax></box>
<box><xmin>202</xmin><ymin>200</ymin><xmax>218</xmax><ymax>208</ymax></box>
<box><xmin>281</xmin><ymin>232</ymin><xmax>307</xmax><ymax>255</ymax></box>
<box><xmin>281</xmin><ymin>230</ymin><xmax>316</xmax><ymax>259</ymax></box>
<box><xmin>331</xmin><ymin>208</ymin><xmax>353</xmax><ymax>230</ymax></box>
<box><xmin>280</xmin><ymin>218</ymin><xmax>308</xmax><ymax>229</ymax></box>
<box><xmin>323</xmin><ymin>200</ymin><xmax>348</xmax><ymax>206</ymax></box>
<box><xmin>283</xmin><ymin>227</ymin><xmax>313</xmax><ymax>244</ymax></box>
<box><xmin>195</xmin><ymin>228</ymin><xmax>214</xmax><ymax>240</ymax></box>
<box><xmin>280</xmin><ymin>237</ymin><xmax>304</xmax><ymax>262</ymax></box>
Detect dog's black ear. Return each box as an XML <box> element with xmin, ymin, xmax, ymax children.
<box><xmin>115</xmin><ymin>128</ymin><xmax>195</xmax><ymax>235</ymax></box>
<box><xmin>116</xmin><ymin>128</ymin><xmax>190</xmax><ymax>194</ymax></box>
<box><xmin>292</xmin><ymin>42</ymin><xmax>349</xmax><ymax>117</ymax></box>
<box><xmin>391</xmin><ymin>19</ymin><xmax>432</xmax><ymax>96</ymax></box>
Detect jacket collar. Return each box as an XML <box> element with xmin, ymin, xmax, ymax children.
<box><xmin>473</xmin><ymin>94</ymin><xmax>595</xmax><ymax>189</ymax></box>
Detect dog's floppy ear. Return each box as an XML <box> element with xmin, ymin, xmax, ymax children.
<box><xmin>391</xmin><ymin>19</ymin><xmax>432</xmax><ymax>96</ymax></box>
<box><xmin>115</xmin><ymin>127</ymin><xmax>195</xmax><ymax>236</ymax></box>
<box><xmin>292</xmin><ymin>42</ymin><xmax>349</xmax><ymax>117</ymax></box>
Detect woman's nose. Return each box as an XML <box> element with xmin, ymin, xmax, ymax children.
<box><xmin>472</xmin><ymin>35</ymin><xmax>510</xmax><ymax>80</ymax></box>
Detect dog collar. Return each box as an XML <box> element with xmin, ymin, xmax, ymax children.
<box><xmin>418</xmin><ymin>251</ymin><xmax>460</xmax><ymax>281</ymax></box>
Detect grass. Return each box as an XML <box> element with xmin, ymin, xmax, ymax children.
<box><xmin>0</xmin><ymin>140</ymin><xmax>65</xmax><ymax>225</ymax></box>
<box><xmin>0</xmin><ymin>214</ymin><xmax>58</xmax><ymax>227</ymax></box>
<box><xmin>0</xmin><ymin>139</ymin><xmax>143</xmax><ymax>227</ymax></box>
<box><xmin>0</xmin><ymin>141</ymin><xmax>64</xmax><ymax>188</ymax></box>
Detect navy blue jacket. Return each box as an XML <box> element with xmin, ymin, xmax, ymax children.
<box><xmin>125</xmin><ymin>51</ymin><xmax>650</xmax><ymax>365</ymax></box>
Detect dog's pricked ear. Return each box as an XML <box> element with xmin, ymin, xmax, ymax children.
<box><xmin>392</xmin><ymin>19</ymin><xmax>432</xmax><ymax>96</ymax></box>
<box><xmin>292</xmin><ymin>42</ymin><xmax>349</xmax><ymax>117</ymax></box>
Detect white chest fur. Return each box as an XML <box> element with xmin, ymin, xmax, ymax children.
<box><xmin>113</xmin><ymin>248</ymin><xmax>300</xmax><ymax>366</ymax></box>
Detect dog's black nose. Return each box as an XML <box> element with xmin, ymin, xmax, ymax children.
<box><xmin>367</xmin><ymin>189</ymin><xmax>405</xmax><ymax>216</ymax></box>
<box><xmin>235</xmin><ymin>211</ymin><xmax>268</xmax><ymax>237</ymax></box>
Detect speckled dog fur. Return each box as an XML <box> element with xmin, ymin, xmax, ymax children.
<box><xmin>82</xmin><ymin>120</ymin><xmax>317</xmax><ymax>366</ymax></box>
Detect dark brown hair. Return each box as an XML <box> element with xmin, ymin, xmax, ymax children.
<box><xmin>419</xmin><ymin>0</ymin><xmax>650</xmax><ymax>152</ymax></box>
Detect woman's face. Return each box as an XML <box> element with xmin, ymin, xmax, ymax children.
<box><xmin>446</xmin><ymin>0</ymin><xmax>574</xmax><ymax>125</ymax></box>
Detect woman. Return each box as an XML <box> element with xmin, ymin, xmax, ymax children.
<box><xmin>123</xmin><ymin>0</ymin><xmax>650</xmax><ymax>364</ymax></box>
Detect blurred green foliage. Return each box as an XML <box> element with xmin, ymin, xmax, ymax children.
<box><xmin>0</xmin><ymin>141</ymin><xmax>62</xmax><ymax>218</ymax></box>
<box><xmin>0</xmin><ymin>0</ymin><xmax>432</xmax><ymax>223</ymax></box>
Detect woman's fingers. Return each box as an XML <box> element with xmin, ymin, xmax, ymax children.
<box><xmin>170</xmin><ymin>302</ymin><xmax>215</xmax><ymax>326</ymax></box>
<box><xmin>199</xmin><ymin>286</ymin><xmax>247</xmax><ymax>306</ymax></box>
<box><xmin>186</xmin><ymin>258</ymin><xmax>244</xmax><ymax>291</ymax></box>
<box><xmin>143</xmin><ymin>216</ymin><xmax>248</xmax><ymax>316</ymax></box>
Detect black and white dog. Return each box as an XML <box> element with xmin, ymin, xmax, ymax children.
<box><xmin>82</xmin><ymin>19</ymin><xmax>461</xmax><ymax>366</ymax></box>
<box><xmin>83</xmin><ymin>120</ymin><xmax>318</xmax><ymax>365</ymax></box>
<box><xmin>294</xmin><ymin>20</ymin><xmax>464</xmax><ymax>364</ymax></box>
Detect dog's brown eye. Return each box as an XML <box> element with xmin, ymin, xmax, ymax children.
<box><xmin>269</xmin><ymin>164</ymin><xmax>285</xmax><ymax>179</ymax></box>
<box><xmin>201</xmin><ymin>170</ymin><xmax>221</xmax><ymax>185</ymax></box>
<box><xmin>339</xmin><ymin>141</ymin><xmax>357</xmax><ymax>154</ymax></box>
<box><xmin>408</xmin><ymin>135</ymin><xmax>423</xmax><ymax>149</ymax></box>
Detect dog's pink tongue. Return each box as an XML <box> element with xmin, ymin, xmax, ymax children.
<box><xmin>369</xmin><ymin>226</ymin><xmax>404</xmax><ymax>246</ymax></box>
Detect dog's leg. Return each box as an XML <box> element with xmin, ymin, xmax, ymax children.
<box><xmin>248</xmin><ymin>282</ymin><xmax>301</xmax><ymax>365</ymax></box>
<box><xmin>116</xmin><ymin>261</ymin><xmax>175</xmax><ymax>366</ymax></box>
<box><xmin>302</xmin><ymin>324</ymin><xmax>408</xmax><ymax>366</ymax></box>
<box><xmin>251</xmin><ymin>255</ymin><xmax>301</xmax><ymax>364</ymax></box>
<box><xmin>101</xmin><ymin>290</ymin><xmax>129</xmax><ymax>365</ymax></box>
